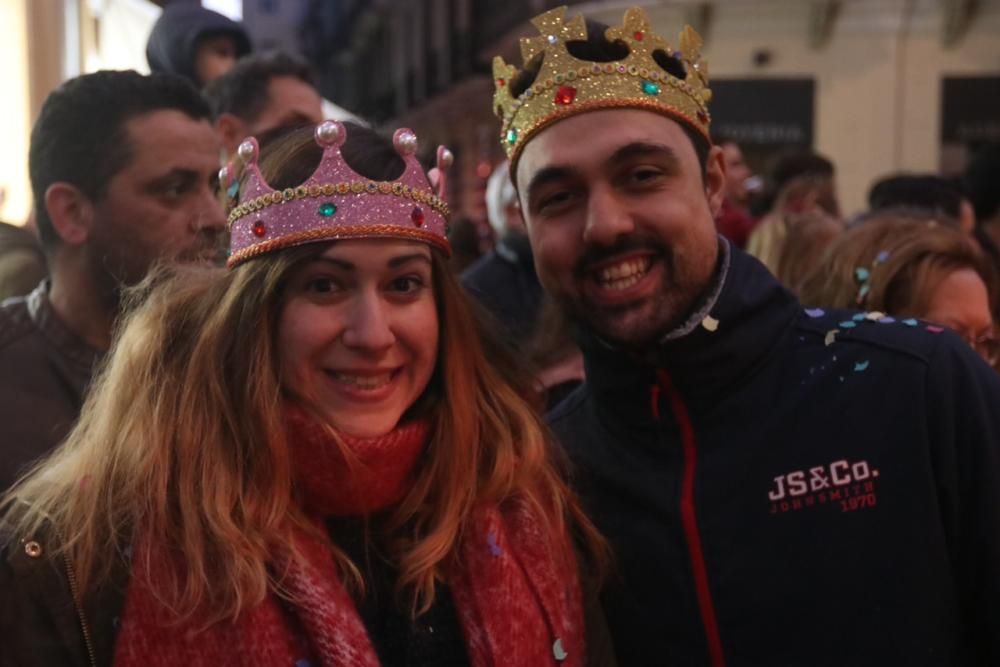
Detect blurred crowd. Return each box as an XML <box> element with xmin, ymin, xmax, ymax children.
<box><xmin>1</xmin><ymin>3</ymin><xmax>998</xmax><ymax>666</ymax></box>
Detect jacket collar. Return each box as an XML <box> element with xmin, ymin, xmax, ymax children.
<box><xmin>27</xmin><ymin>281</ymin><xmax>104</xmax><ymax>372</ymax></box>
<box><xmin>577</xmin><ymin>240</ymin><xmax>801</xmax><ymax>416</ymax></box>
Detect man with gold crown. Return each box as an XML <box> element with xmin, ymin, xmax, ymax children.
<box><xmin>492</xmin><ymin>6</ymin><xmax>1000</xmax><ymax>665</ymax></box>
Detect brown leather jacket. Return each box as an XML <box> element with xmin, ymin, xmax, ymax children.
<box><xmin>0</xmin><ymin>282</ymin><xmax>102</xmax><ymax>491</ymax></box>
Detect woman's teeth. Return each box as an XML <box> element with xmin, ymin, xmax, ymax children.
<box><xmin>330</xmin><ymin>372</ymin><xmax>393</xmax><ymax>389</ymax></box>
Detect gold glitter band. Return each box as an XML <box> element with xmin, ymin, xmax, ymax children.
<box><xmin>227</xmin><ymin>224</ymin><xmax>452</xmax><ymax>267</ymax></box>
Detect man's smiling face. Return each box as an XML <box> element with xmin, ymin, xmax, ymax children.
<box><xmin>515</xmin><ymin>109</ymin><xmax>727</xmax><ymax>346</ymax></box>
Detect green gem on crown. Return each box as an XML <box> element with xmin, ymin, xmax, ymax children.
<box><xmin>318</xmin><ymin>202</ymin><xmax>337</xmax><ymax>217</ymax></box>
<box><xmin>505</xmin><ymin>128</ymin><xmax>518</xmax><ymax>146</ymax></box>
<box><xmin>641</xmin><ymin>80</ymin><xmax>661</xmax><ymax>96</ymax></box>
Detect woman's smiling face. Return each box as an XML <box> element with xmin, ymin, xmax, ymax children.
<box><xmin>278</xmin><ymin>239</ymin><xmax>439</xmax><ymax>437</ymax></box>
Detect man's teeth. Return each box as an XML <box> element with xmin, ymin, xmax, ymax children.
<box><xmin>331</xmin><ymin>372</ymin><xmax>392</xmax><ymax>388</ymax></box>
<box><xmin>596</xmin><ymin>257</ymin><xmax>652</xmax><ymax>291</ymax></box>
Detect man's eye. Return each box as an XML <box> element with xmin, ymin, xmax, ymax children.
<box><xmin>538</xmin><ymin>191</ymin><xmax>574</xmax><ymax>211</ymax></box>
<box><xmin>629</xmin><ymin>168</ymin><xmax>663</xmax><ymax>184</ymax></box>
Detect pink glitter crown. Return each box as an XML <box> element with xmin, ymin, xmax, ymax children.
<box><xmin>224</xmin><ymin>120</ymin><xmax>452</xmax><ymax>267</ymax></box>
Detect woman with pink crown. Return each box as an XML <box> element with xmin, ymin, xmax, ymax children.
<box><xmin>0</xmin><ymin>121</ymin><xmax>612</xmax><ymax>666</ymax></box>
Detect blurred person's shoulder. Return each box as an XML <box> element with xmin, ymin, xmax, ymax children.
<box><xmin>0</xmin><ymin>289</ymin><xmax>37</xmax><ymax>354</ymax></box>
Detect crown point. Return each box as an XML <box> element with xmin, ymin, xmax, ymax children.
<box><xmin>315</xmin><ymin>120</ymin><xmax>343</xmax><ymax>147</ymax></box>
<box><xmin>438</xmin><ymin>147</ymin><xmax>454</xmax><ymax>169</ymax></box>
<box><xmin>237</xmin><ymin>140</ymin><xmax>257</xmax><ymax>164</ymax></box>
<box><xmin>394</xmin><ymin>129</ymin><xmax>419</xmax><ymax>156</ymax></box>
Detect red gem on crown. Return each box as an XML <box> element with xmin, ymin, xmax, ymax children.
<box><xmin>634</xmin><ymin>31</ymin><xmax>644</xmax><ymax>41</ymax></box>
<box><xmin>411</xmin><ymin>206</ymin><xmax>425</xmax><ymax>227</ymax></box>
<box><xmin>252</xmin><ymin>221</ymin><xmax>267</xmax><ymax>237</ymax></box>
<box><xmin>554</xmin><ymin>85</ymin><xmax>577</xmax><ymax>105</ymax></box>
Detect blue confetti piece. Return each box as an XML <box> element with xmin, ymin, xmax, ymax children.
<box><xmin>487</xmin><ymin>531</ymin><xmax>502</xmax><ymax>557</ymax></box>
<box><xmin>805</xmin><ymin>308</ymin><xmax>825</xmax><ymax>318</ymax></box>
<box><xmin>878</xmin><ymin>316</ymin><xmax>895</xmax><ymax>324</ymax></box>
<box><xmin>227</xmin><ymin>181</ymin><xmax>240</xmax><ymax>199</ymax></box>
<box><xmin>855</xmin><ymin>267</ymin><xmax>871</xmax><ymax>282</ymax></box>
<box><xmin>852</xmin><ymin>313</ymin><xmax>866</xmax><ymax>321</ymax></box>
<box><xmin>902</xmin><ymin>318</ymin><xmax>918</xmax><ymax>327</ymax></box>
<box><xmin>854</xmin><ymin>360</ymin><xmax>870</xmax><ymax>372</ymax></box>
<box><xmin>875</xmin><ymin>250</ymin><xmax>890</xmax><ymax>263</ymax></box>
<box><xmin>839</xmin><ymin>321</ymin><xmax>857</xmax><ymax>329</ymax></box>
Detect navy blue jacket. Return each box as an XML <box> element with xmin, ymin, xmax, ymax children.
<box><xmin>461</xmin><ymin>234</ymin><xmax>543</xmax><ymax>342</ymax></box>
<box><xmin>551</xmin><ymin>244</ymin><xmax>1000</xmax><ymax>666</ymax></box>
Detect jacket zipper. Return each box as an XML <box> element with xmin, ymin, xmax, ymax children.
<box><xmin>654</xmin><ymin>370</ymin><xmax>726</xmax><ymax>667</ymax></box>
<box><xmin>63</xmin><ymin>553</ymin><xmax>98</xmax><ymax>667</ymax></box>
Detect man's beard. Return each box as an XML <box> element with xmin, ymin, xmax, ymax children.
<box><xmin>557</xmin><ymin>235</ymin><xmax>709</xmax><ymax>348</ymax></box>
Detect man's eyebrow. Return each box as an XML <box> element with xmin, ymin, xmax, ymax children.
<box><xmin>144</xmin><ymin>169</ymin><xmax>198</xmax><ymax>191</ymax></box>
<box><xmin>606</xmin><ymin>141</ymin><xmax>681</xmax><ymax>168</ymax></box>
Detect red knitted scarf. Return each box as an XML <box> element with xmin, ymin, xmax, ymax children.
<box><xmin>113</xmin><ymin>407</ymin><xmax>584</xmax><ymax>666</ymax></box>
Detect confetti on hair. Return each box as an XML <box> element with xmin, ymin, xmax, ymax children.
<box><xmin>702</xmin><ymin>315</ymin><xmax>720</xmax><ymax>332</ymax></box>
<box><xmin>875</xmin><ymin>250</ymin><xmax>890</xmax><ymax>263</ymax></box>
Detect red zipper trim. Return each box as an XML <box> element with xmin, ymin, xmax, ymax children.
<box><xmin>654</xmin><ymin>370</ymin><xmax>726</xmax><ymax>667</ymax></box>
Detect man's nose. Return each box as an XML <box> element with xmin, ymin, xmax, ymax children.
<box><xmin>583</xmin><ymin>186</ymin><xmax>635</xmax><ymax>247</ymax></box>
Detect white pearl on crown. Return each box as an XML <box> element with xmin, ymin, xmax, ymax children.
<box><xmin>439</xmin><ymin>148</ymin><xmax>454</xmax><ymax>169</ymax></box>
<box><xmin>218</xmin><ymin>166</ymin><xmax>229</xmax><ymax>183</ymax></box>
<box><xmin>237</xmin><ymin>140</ymin><xmax>256</xmax><ymax>164</ymax></box>
<box><xmin>397</xmin><ymin>130</ymin><xmax>418</xmax><ymax>155</ymax></box>
<box><xmin>315</xmin><ymin>120</ymin><xmax>341</xmax><ymax>146</ymax></box>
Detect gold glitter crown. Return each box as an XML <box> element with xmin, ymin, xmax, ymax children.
<box><xmin>492</xmin><ymin>6</ymin><xmax>712</xmax><ymax>166</ymax></box>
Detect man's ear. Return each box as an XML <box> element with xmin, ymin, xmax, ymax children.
<box><xmin>215</xmin><ymin>113</ymin><xmax>249</xmax><ymax>159</ymax></box>
<box><xmin>44</xmin><ymin>183</ymin><xmax>93</xmax><ymax>246</ymax></box>
<box><xmin>704</xmin><ymin>145</ymin><xmax>727</xmax><ymax>218</ymax></box>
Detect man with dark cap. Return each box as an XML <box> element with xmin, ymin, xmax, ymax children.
<box><xmin>146</xmin><ymin>3</ymin><xmax>252</xmax><ymax>88</ymax></box>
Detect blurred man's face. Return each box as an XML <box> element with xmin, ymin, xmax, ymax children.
<box><xmin>721</xmin><ymin>141</ymin><xmax>751</xmax><ymax>205</ymax></box>
<box><xmin>250</xmin><ymin>76</ymin><xmax>323</xmax><ymax>137</ymax></box>
<box><xmin>516</xmin><ymin>109</ymin><xmax>727</xmax><ymax>347</ymax></box>
<box><xmin>194</xmin><ymin>34</ymin><xmax>239</xmax><ymax>86</ymax></box>
<box><xmin>87</xmin><ymin>110</ymin><xmax>227</xmax><ymax>296</ymax></box>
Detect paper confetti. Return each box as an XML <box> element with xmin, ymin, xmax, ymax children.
<box><xmin>875</xmin><ymin>250</ymin><xmax>890</xmax><ymax>263</ymax></box>
<box><xmin>839</xmin><ymin>321</ymin><xmax>857</xmax><ymax>329</ymax></box>
<box><xmin>805</xmin><ymin>308</ymin><xmax>825</xmax><ymax>318</ymax></box>
<box><xmin>852</xmin><ymin>313</ymin><xmax>866</xmax><ymax>321</ymax></box>
<box><xmin>926</xmin><ymin>325</ymin><xmax>945</xmax><ymax>333</ymax></box>
<box><xmin>854</xmin><ymin>360</ymin><xmax>870</xmax><ymax>372</ymax></box>
<box><xmin>855</xmin><ymin>267</ymin><xmax>871</xmax><ymax>282</ymax></box>
<box><xmin>865</xmin><ymin>311</ymin><xmax>885</xmax><ymax>321</ymax></box>
<box><xmin>487</xmin><ymin>531</ymin><xmax>503</xmax><ymax>557</ymax></box>
<box><xmin>902</xmin><ymin>318</ymin><xmax>918</xmax><ymax>327</ymax></box>
<box><xmin>825</xmin><ymin>329</ymin><xmax>839</xmax><ymax>346</ymax></box>
<box><xmin>702</xmin><ymin>315</ymin><xmax>720</xmax><ymax>332</ymax></box>
<box><xmin>878</xmin><ymin>316</ymin><xmax>896</xmax><ymax>324</ymax></box>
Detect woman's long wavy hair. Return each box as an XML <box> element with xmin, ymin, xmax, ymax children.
<box><xmin>799</xmin><ymin>212</ymin><xmax>995</xmax><ymax>316</ymax></box>
<box><xmin>1</xmin><ymin>124</ymin><xmax>607</xmax><ymax>624</ymax></box>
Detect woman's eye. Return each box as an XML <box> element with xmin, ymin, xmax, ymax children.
<box><xmin>388</xmin><ymin>276</ymin><xmax>424</xmax><ymax>294</ymax></box>
<box><xmin>304</xmin><ymin>277</ymin><xmax>339</xmax><ymax>293</ymax></box>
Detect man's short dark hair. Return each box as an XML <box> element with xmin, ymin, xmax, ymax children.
<box><xmin>28</xmin><ymin>70</ymin><xmax>210</xmax><ymax>250</ymax></box>
<box><xmin>868</xmin><ymin>174</ymin><xmax>963</xmax><ymax>220</ymax></box>
<box><xmin>202</xmin><ymin>51</ymin><xmax>316</xmax><ymax>124</ymax></box>
<box><xmin>508</xmin><ymin>19</ymin><xmax>710</xmax><ymax>174</ymax></box>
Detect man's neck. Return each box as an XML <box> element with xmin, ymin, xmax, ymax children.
<box><xmin>47</xmin><ymin>262</ymin><xmax>116</xmax><ymax>352</ymax></box>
